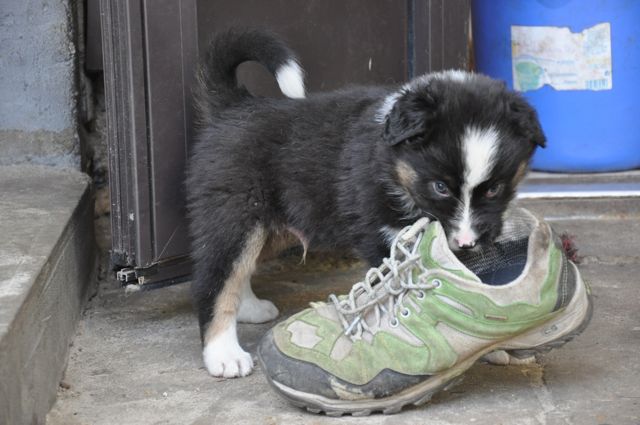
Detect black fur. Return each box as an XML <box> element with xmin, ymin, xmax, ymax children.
<box><xmin>186</xmin><ymin>29</ymin><xmax>545</xmax><ymax>336</ymax></box>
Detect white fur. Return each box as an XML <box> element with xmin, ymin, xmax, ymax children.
<box><xmin>380</xmin><ymin>225</ymin><xmax>403</xmax><ymax>247</ymax></box>
<box><xmin>451</xmin><ymin>126</ymin><xmax>500</xmax><ymax>248</ymax></box>
<box><xmin>376</xmin><ymin>70</ymin><xmax>474</xmax><ymax>123</ymax></box>
<box><xmin>376</xmin><ymin>92</ymin><xmax>401</xmax><ymax>123</ymax></box>
<box><xmin>236</xmin><ymin>279</ymin><xmax>279</xmax><ymax>323</ymax></box>
<box><xmin>483</xmin><ymin>350</ymin><xmax>536</xmax><ymax>365</ymax></box>
<box><xmin>406</xmin><ymin>70</ymin><xmax>470</xmax><ymax>90</ymax></box>
<box><xmin>434</xmin><ymin>69</ymin><xmax>470</xmax><ymax>82</ymax></box>
<box><xmin>462</xmin><ymin>126</ymin><xmax>500</xmax><ymax>188</ymax></box>
<box><xmin>275</xmin><ymin>60</ymin><xmax>306</xmax><ymax>99</ymax></box>
<box><xmin>203</xmin><ymin>322</ymin><xmax>254</xmax><ymax>378</ymax></box>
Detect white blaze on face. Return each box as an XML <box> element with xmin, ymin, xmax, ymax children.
<box><xmin>452</xmin><ymin>126</ymin><xmax>500</xmax><ymax>249</ymax></box>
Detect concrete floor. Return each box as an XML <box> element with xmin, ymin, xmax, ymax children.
<box><xmin>47</xmin><ymin>199</ymin><xmax>640</xmax><ymax>425</ymax></box>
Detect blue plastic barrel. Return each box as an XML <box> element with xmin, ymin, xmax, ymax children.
<box><xmin>472</xmin><ymin>0</ymin><xmax>640</xmax><ymax>172</ymax></box>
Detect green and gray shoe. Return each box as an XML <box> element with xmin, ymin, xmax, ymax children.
<box><xmin>257</xmin><ymin>208</ymin><xmax>592</xmax><ymax>416</ymax></box>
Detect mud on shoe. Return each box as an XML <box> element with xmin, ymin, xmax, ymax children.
<box><xmin>257</xmin><ymin>208</ymin><xmax>593</xmax><ymax>416</ymax></box>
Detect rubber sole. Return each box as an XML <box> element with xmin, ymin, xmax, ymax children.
<box><xmin>265</xmin><ymin>370</ymin><xmax>467</xmax><ymax>417</ymax></box>
<box><xmin>260</xmin><ymin>276</ymin><xmax>594</xmax><ymax>416</ymax></box>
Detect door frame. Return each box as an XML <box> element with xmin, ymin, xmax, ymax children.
<box><xmin>100</xmin><ymin>0</ymin><xmax>197</xmax><ymax>287</ymax></box>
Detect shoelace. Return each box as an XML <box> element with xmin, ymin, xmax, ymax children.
<box><xmin>329</xmin><ymin>218</ymin><xmax>439</xmax><ymax>340</ymax></box>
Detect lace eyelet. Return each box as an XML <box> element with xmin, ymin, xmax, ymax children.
<box><xmin>389</xmin><ymin>318</ymin><xmax>399</xmax><ymax>327</ymax></box>
<box><xmin>416</xmin><ymin>290</ymin><xmax>425</xmax><ymax>299</ymax></box>
<box><xmin>432</xmin><ymin>279</ymin><xmax>442</xmax><ymax>288</ymax></box>
<box><xmin>401</xmin><ymin>308</ymin><xmax>411</xmax><ymax>318</ymax></box>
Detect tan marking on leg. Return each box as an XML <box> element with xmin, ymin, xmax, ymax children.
<box><xmin>204</xmin><ymin>225</ymin><xmax>267</xmax><ymax>343</ymax></box>
<box><xmin>395</xmin><ymin>160</ymin><xmax>418</xmax><ymax>188</ymax></box>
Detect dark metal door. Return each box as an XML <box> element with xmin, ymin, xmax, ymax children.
<box><xmin>101</xmin><ymin>0</ymin><xmax>469</xmax><ymax>287</ymax></box>
<box><xmin>101</xmin><ymin>0</ymin><xmax>198</xmax><ymax>286</ymax></box>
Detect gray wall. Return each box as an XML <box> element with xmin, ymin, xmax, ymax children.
<box><xmin>0</xmin><ymin>0</ymin><xmax>80</xmax><ymax>168</ymax></box>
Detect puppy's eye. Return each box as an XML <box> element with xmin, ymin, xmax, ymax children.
<box><xmin>485</xmin><ymin>184</ymin><xmax>503</xmax><ymax>199</ymax></box>
<box><xmin>432</xmin><ymin>181</ymin><xmax>451</xmax><ymax>197</ymax></box>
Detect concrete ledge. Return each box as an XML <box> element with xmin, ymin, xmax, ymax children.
<box><xmin>0</xmin><ymin>165</ymin><xmax>94</xmax><ymax>425</ymax></box>
<box><xmin>0</xmin><ymin>129</ymin><xmax>80</xmax><ymax>168</ymax></box>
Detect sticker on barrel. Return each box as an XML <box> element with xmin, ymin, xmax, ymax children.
<box><xmin>511</xmin><ymin>22</ymin><xmax>612</xmax><ymax>92</ymax></box>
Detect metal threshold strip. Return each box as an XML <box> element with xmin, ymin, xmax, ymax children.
<box><xmin>517</xmin><ymin>182</ymin><xmax>640</xmax><ymax>199</ymax></box>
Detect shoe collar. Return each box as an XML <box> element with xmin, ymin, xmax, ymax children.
<box><xmin>418</xmin><ymin>220</ymin><xmax>481</xmax><ymax>283</ymax></box>
<box><xmin>420</xmin><ymin>208</ymin><xmax>551</xmax><ymax>290</ymax></box>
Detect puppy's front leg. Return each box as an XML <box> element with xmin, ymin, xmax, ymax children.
<box><xmin>357</xmin><ymin>233</ymin><xmax>395</xmax><ymax>266</ymax></box>
<box><xmin>236</xmin><ymin>277</ymin><xmax>279</xmax><ymax>323</ymax></box>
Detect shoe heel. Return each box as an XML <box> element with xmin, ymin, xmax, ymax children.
<box><xmin>508</xmin><ymin>289</ymin><xmax>594</xmax><ymax>357</ymax></box>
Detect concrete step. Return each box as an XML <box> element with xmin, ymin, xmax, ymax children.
<box><xmin>0</xmin><ymin>165</ymin><xmax>95</xmax><ymax>425</ymax></box>
<box><xmin>520</xmin><ymin>170</ymin><xmax>640</xmax><ymax>198</ymax></box>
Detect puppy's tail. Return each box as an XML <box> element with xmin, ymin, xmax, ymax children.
<box><xmin>195</xmin><ymin>28</ymin><xmax>305</xmax><ymax>117</ymax></box>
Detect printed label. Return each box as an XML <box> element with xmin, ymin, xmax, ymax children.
<box><xmin>511</xmin><ymin>23</ymin><xmax>612</xmax><ymax>92</ymax></box>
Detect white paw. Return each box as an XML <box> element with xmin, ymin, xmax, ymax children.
<box><xmin>483</xmin><ymin>350</ymin><xmax>536</xmax><ymax>365</ymax></box>
<box><xmin>237</xmin><ymin>297</ymin><xmax>279</xmax><ymax>324</ymax></box>
<box><xmin>203</xmin><ymin>329</ymin><xmax>254</xmax><ymax>378</ymax></box>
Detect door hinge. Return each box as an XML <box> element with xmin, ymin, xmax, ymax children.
<box><xmin>116</xmin><ymin>268</ymin><xmax>137</xmax><ymax>284</ymax></box>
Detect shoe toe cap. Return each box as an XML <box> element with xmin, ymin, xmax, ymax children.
<box><xmin>257</xmin><ymin>328</ymin><xmax>342</xmax><ymax>399</ymax></box>
<box><xmin>257</xmin><ymin>329</ymin><xmax>433</xmax><ymax>401</ymax></box>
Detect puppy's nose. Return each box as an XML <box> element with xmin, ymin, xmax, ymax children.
<box><xmin>455</xmin><ymin>233</ymin><xmax>477</xmax><ymax>249</ymax></box>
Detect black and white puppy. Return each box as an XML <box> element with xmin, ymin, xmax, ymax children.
<box><xmin>186</xmin><ymin>29</ymin><xmax>546</xmax><ymax>378</ymax></box>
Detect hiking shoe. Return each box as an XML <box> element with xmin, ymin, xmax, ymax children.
<box><xmin>257</xmin><ymin>208</ymin><xmax>593</xmax><ymax>416</ymax></box>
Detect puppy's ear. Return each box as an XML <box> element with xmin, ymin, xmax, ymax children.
<box><xmin>383</xmin><ymin>91</ymin><xmax>436</xmax><ymax>146</ymax></box>
<box><xmin>508</xmin><ymin>94</ymin><xmax>547</xmax><ymax>149</ymax></box>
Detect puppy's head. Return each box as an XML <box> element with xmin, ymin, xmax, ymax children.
<box><xmin>378</xmin><ymin>71</ymin><xmax>545</xmax><ymax>251</ymax></box>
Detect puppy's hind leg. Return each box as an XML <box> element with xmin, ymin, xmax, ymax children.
<box><xmin>193</xmin><ymin>225</ymin><xmax>267</xmax><ymax>378</ymax></box>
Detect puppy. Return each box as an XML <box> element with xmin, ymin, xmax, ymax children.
<box><xmin>186</xmin><ymin>29</ymin><xmax>546</xmax><ymax>378</ymax></box>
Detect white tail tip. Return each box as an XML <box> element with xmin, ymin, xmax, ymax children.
<box><xmin>275</xmin><ymin>60</ymin><xmax>306</xmax><ymax>99</ymax></box>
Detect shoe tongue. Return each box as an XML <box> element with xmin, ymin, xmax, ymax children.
<box><xmin>419</xmin><ymin>221</ymin><xmax>480</xmax><ymax>282</ymax></box>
